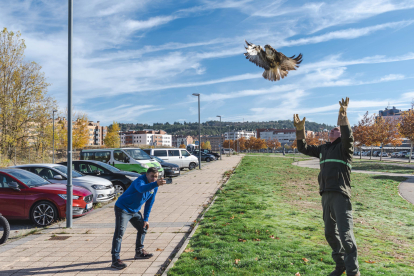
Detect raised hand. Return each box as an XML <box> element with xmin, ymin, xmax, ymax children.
<box><xmin>338</xmin><ymin>97</ymin><xmax>350</xmax><ymax>126</ymax></box>
<box><xmin>293</xmin><ymin>114</ymin><xmax>306</xmax><ymax>130</ymax></box>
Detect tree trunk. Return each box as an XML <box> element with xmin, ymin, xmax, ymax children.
<box><xmin>410</xmin><ymin>141</ymin><xmax>413</xmax><ymax>163</ymax></box>
<box><xmin>380</xmin><ymin>145</ymin><xmax>383</xmax><ymax>161</ymax></box>
<box><xmin>360</xmin><ymin>147</ymin><xmax>362</xmax><ymax>159</ymax></box>
<box><xmin>370</xmin><ymin>147</ymin><xmax>373</xmax><ymax>160</ymax></box>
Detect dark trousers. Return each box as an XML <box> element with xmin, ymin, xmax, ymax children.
<box><xmin>322</xmin><ymin>192</ymin><xmax>359</xmax><ymax>275</ymax></box>
<box><xmin>111</xmin><ymin>205</ymin><xmax>147</xmax><ymax>262</ymax></box>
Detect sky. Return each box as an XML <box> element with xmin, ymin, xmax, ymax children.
<box><xmin>1</xmin><ymin>0</ymin><xmax>414</xmax><ymax>127</ymax></box>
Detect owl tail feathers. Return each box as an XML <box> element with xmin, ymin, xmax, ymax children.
<box><xmin>262</xmin><ymin>67</ymin><xmax>287</xmax><ymax>82</ymax></box>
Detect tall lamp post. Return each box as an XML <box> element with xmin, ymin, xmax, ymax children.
<box><xmin>216</xmin><ymin>115</ymin><xmax>222</xmax><ymax>160</ymax></box>
<box><xmin>67</xmin><ymin>0</ymin><xmax>74</xmax><ymax>228</ymax></box>
<box><xmin>226</xmin><ymin>125</ymin><xmax>230</xmax><ymax>156</ymax></box>
<box><xmin>52</xmin><ymin>109</ymin><xmax>58</xmax><ymax>163</ymax></box>
<box><xmin>192</xmin><ymin>93</ymin><xmax>201</xmax><ymax>169</ymax></box>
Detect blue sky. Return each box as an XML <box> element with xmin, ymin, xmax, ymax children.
<box><xmin>1</xmin><ymin>0</ymin><xmax>414</xmax><ymax>127</ymax></box>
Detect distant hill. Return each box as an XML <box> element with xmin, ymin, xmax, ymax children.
<box><xmin>114</xmin><ymin>120</ymin><xmax>334</xmax><ymax>136</ymax></box>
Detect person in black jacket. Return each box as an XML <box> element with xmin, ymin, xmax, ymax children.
<box><xmin>294</xmin><ymin>97</ymin><xmax>360</xmax><ymax>276</ymax></box>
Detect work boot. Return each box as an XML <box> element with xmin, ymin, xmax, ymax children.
<box><xmin>329</xmin><ymin>266</ymin><xmax>346</xmax><ymax>276</ymax></box>
<box><xmin>111</xmin><ymin>259</ymin><xmax>127</xmax><ymax>270</ymax></box>
<box><xmin>348</xmin><ymin>272</ymin><xmax>360</xmax><ymax>276</ymax></box>
<box><xmin>134</xmin><ymin>249</ymin><xmax>154</xmax><ymax>259</ymax></box>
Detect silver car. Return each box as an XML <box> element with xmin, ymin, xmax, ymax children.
<box><xmin>12</xmin><ymin>164</ymin><xmax>115</xmax><ymax>203</ymax></box>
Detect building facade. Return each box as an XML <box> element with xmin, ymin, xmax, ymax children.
<box><xmin>200</xmin><ymin>135</ymin><xmax>223</xmax><ymax>151</ymax></box>
<box><xmin>378</xmin><ymin>106</ymin><xmax>402</xmax><ymax>123</ymax></box>
<box><xmin>224</xmin><ymin>130</ymin><xmax>256</xmax><ymax>141</ymax></box>
<box><xmin>120</xmin><ymin>130</ymin><xmax>172</xmax><ymax>147</ymax></box>
<box><xmin>257</xmin><ymin>128</ymin><xmax>296</xmax><ymax>146</ymax></box>
<box><xmin>171</xmin><ymin>135</ymin><xmax>194</xmax><ymax>148</ymax></box>
<box><xmin>87</xmin><ymin>121</ymin><xmax>107</xmax><ymax>146</ymax></box>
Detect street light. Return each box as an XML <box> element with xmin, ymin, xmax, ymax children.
<box><xmin>67</xmin><ymin>0</ymin><xmax>74</xmax><ymax>228</ymax></box>
<box><xmin>216</xmin><ymin>115</ymin><xmax>222</xmax><ymax>160</ymax></box>
<box><xmin>192</xmin><ymin>93</ymin><xmax>201</xmax><ymax>169</ymax></box>
<box><xmin>226</xmin><ymin>125</ymin><xmax>230</xmax><ymax>156</ymax></box>
<box><xmin>52</xmin><ymin>109</ymin><xmax>58</xmax><ymax>163</ymax></box>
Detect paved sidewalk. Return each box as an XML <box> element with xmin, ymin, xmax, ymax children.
<box><xmin>295</xmin><ymin>158</ymin><xmax>414</xmax><ymax>205</ymax></box>
<box><xmin>0</xmin><ymin>155</ymin><xmax>242</xmax><ymax>276</ymax></box>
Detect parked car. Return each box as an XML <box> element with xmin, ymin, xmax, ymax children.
<box><xmin>80</xmin><ymin>148</ymin><xmax>164</xmax><ymax>177</ymax></box>
<box><xmin>0</xmin><ymin>168</ymin><xmax>93</xmax><ymax>226</ymax></box>
<box><xmin>12</xmin><ymin>164</ymin><xmax>115</xmax><ymax>203</ymax></box>
<box><xmin>149</xmin><ymin>156</ymin><xmax>181</xmax><ymax>177</ymax></box>
<box><xmin>390</xmin><ymin>152</ymin><xmax>399</xmax><ymax>158</ymax></box>
<box><xmin>380</xmin><ymin>152</ymin><xmax>388</xmax><ymax>157</ymax></box>
<box><xmin>191</xmin><ymin>150</ymin><xmax>217</xmax><ymax>162</ymax></box>
<box><xmin>143</xmin><ymin>148</ymin><xmax>199</xmax><ymax>170</ymax></box>
<box><xmin>399</xmin><ymin>151</ymin><xmax>408</xmax><ymax>158</ymax></box>
<box><xmin>59</xmin><ymin>160</ymin><xmax>141</xmax><ymax>195</ymax></box>
<box><xmin>221</xmin><ymin>148</ymin><xmax>234</xmax><ymax>154</ymax></box>
<box><xmin>191</xmin><ymin>151</ymin><xmax>216</xmax><ymax>162</ymax></box>
<box><xmin>199</xmin><ymin>149</ymin><xmax>220</xmax><ymax>159</ymax></box>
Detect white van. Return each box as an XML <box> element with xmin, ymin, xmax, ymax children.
<box><xmin>80</xmin><ymin>148</ymin><xmax>164</xmax><ymax>177</ymax></box>
<box><xmin>143</xmin><ymin>148</ymin><xmax>199</xmax><ymax>170</ymax></box>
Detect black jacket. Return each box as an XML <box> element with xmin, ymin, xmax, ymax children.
<box><xmin>297</xmin><ymin>125</ymin><xmax>354</xmax><ymax>198</ymax></box>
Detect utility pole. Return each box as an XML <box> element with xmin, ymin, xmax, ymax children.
<box><xmin>216</xmin><ymin>115</ymin><xmax>222</xmax><ymax>160</ymax></box>
<box><xmin>52</xmin><ymin>109</ymin><xmax>57</xmax><ymax>163</ymax></box>
<box><xmin>66</xmin><ymin>0</ymin><xmax>73</xmax><ymax>228</ymax></box>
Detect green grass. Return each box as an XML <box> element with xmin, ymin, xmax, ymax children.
<box><xmin>352</xmin><ymin>160</ymin><xmax>414</xmax><ymax>174</ymax></box>
<box><xmin>168</xmin><ymin>156</ymin><xmax>414</xmax><ymax>276</ymax></box>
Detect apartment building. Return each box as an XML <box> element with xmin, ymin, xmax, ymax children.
<box><xmin>257</xmin><ymin>128</ymin><xmax>296</xmax><ymax>146</ymax></box>
<box><xmin>200</xmin><ymin>135</ymin><xmax>223</xmax><ymax>151</ymax></box>
<box><xmin>55</xmin><ymin>117</ymin><xmax>107</xmax><ymax>146</ymax></box>
<box><xmin>120</xmin><ymin>129</ymin><xmax>172</xmax><ymax>147</ymax></box>
<box><xmin>87</xmin><ymin>121</ymin><xmax>107</xmax><ymax>146</ymax></box>
<box><xmin>224</xmin><ymin>130</ymin><xmax>256</xmax><ymax>141</ymax></box>
<box><xmin>172</xmin><ymin>135</ymin><xmax>194</xmax><ymax>148</ymax></box>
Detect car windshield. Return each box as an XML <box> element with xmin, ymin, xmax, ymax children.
<box><xmin>54</xmin><ymin>166</ymin><xmax>83</xmax><ymax>178</ymax></box>
<box><xmin>7</xmin><ymin>170</ymin><xmax>50</xmax><ymax>187</ymax></box>
<box><xmin>124</xmin><ymin>149</ymin><xmax>151</xmax><ymax>160</ymax></box>
<box><xmin>95</xmin><ymin>161</ymin><xmax>120</xmax><ymax>172</ymax></box>
<box><xmin>150</xmin><ymin>156</ymin><xmax>163</xmax><ymax>163</ymax></box>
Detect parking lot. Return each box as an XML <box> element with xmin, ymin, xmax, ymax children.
<box><xmin>0</xmin><ymin>155</ymin><xmax>242</xmax><ymax>275</ymax></box>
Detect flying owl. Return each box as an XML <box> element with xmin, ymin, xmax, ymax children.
<box><xmin>244</xmin><ymin>40</ymin><xmax>303</xmax><ymax>82</ymax></box>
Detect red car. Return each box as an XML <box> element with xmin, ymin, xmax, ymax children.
<box><xmin>0</xmin><ymin>168</ymin><xmax>93</xmax><ymax>227</ymax></box>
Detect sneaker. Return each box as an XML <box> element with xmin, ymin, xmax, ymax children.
<box><xmin>329</xmin><ymin>266</ymin><xmax>346</xmax><ymax>276</ymax></box>
<box><xmin>111</xmin><ymin>259</ymin><xmax>127</xmax><ymax>270</ymax></box>
<box><xmin>134</xmin><ymin>249</ymin><xmax>154</xmax><ymax>259</ymax></box>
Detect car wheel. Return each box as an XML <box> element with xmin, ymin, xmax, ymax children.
<box><xmin>206</xmin><ymin>158</ymin><xmax>211</xmax><ymax>162</ymax></box>
<box><xmin>0</xmin><ymin>215</ymin><xmax>10</xmax><ymax>244</ymax></box>
<box><xmin>113</xmin><ymin>182</ymin><xmax>125</xmax><ymax>196</ymax></box>
<box><xmin>31</xmin><ymin>201</ymin><xmax>58</xmax><ymax>227</ymax></box>
<box><xmin>189</xmin><ymin>162</ymin><xmax>196</xmax><ymax>170</ymax></box>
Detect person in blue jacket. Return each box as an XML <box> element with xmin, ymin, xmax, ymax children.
<box><xmin>111</xmin><ymin>167</ymin><xmax>166</xmax><ymax>270</ymax></box>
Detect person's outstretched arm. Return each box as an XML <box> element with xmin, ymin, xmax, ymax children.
<box><xmin>294</xmin><ymin>114</ymin><xmax>321</xmax><ymax>158</ymax></box>
<box><xmin>337</xmin><ymin>97</ymin><xmax>354</xmax><ymax>157</ymax></box>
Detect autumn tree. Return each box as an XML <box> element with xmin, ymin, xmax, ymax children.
<box><xmin>223</xmin><ymin>139</ymin><xmax>234</xmax><ymax>149</ymax></box>
<box><xmin>0</xmin><ymin>28</ymin><xmax>54</xmax><ymax>160</ymax></box>
<box><xmin>203</xmin><ymin>141</ymin><xmax>212</xmax><ymax>150</ymax></box>
<box><xmin>179</xmin><ymin>143</ymin><xmax>186</xmax><ymax>149</ymax></box>
<box><xmin>291</xmin><ymin>140</ymin><xmax>297</xmax><ymax>152</ymax></box>
<box><xmin>372</xmin><ymin>116</ymin><xmax>402</xmax><ymax>161</ymax></box>
<box><xmin>238</xmin><ymin>137</ymin><xmax>247</xmax><ymax>151</ymax></box>
<box><xmin>104</xmin><ymin>121</ymin><xmax>121</xmax><ymax>148</ymax></box>
<box><xmin>200</xmin><ymin>142</ymin><xmax>205</xmax><ymax>149</ymax></box>
<box><xmin>398</xmin><ymin>110</ymin><xmax>414</xmax><ymax>162</ymax></box>
<box><xmin>266</xmin><ymin>138</ymin><xmax>281</xmax><ymax>152</ymax></box>
<box><xmin>353</xmin><ymin>112</ymin><xmax>374</xmax><ymax>159</ymax></box>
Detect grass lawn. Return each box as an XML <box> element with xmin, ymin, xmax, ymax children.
<box><xmin>168</xmin><ymin>156</ymin><xmax>414</xmax><ymax>276</ymax></box>
<box><xmin>352</xmin><ymin>160</ymin><xmax>414</xmax><ymax>175</ymax></box>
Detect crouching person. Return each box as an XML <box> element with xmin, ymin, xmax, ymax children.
<box><xmin>111</xmin><ymin>167</ymin><xmax>165</xmax><ymax>270</ymax></box>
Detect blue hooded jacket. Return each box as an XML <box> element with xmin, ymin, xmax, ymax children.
<box><xmin>115</xmin><ymin>174</ymin><xmax>158</xmax><ymax>221</ymax></box>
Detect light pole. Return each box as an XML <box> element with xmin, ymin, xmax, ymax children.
<box><xmin>216</xmin><ymin>115</ymin><xmax>222</xmax><ymax>160</ymax></box>
<box><xmin>52</xmin><ymin>109</ymin><xmax>57</xmax><ymax>163</ymax></box>
<box><xmin>192</xmin><ymin>93</ymin><xmax>201</xmax><ymax>169</ymax></box>
<box><xmin>67</xmin><ymin>0</ymin><xmax>73</xmax><ymax>228</ymax></box>
<box><xmin>118</xmin><ymin>131</ymin><xmax>122</xmax><ymax>148</ymax></box>
<box><xmin>226</xmin><ymin>125</ymin><xmax>230</xmax><ymax>156</ymax></box>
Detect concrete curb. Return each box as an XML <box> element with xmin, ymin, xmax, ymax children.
<box><xmin>161</xmin><ymin>156</ymin><xmax>244</xmax><ymax>276</ymax></box>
